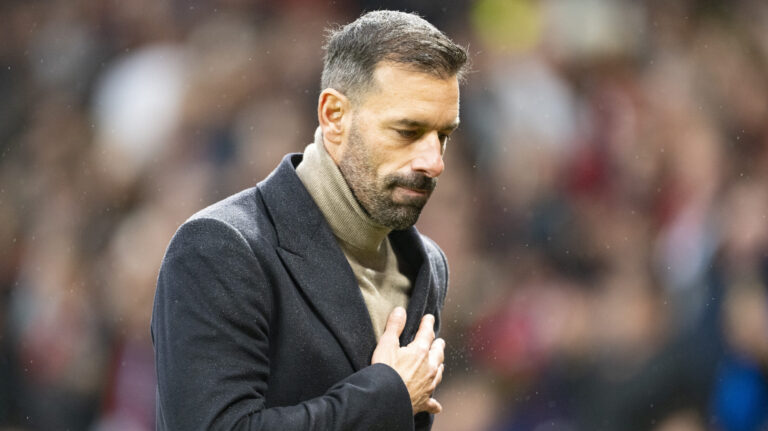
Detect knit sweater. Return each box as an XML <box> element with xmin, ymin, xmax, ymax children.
<box><xmin>295</xmin><ymin>130</ymin><xmax>412</xmax><ymax>341</ymax></box>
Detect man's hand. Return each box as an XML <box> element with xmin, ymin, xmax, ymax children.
<box><xmin>371</xmin><ymin>307</ymin><xmax>445</xmax><ymax>415</ymax></box>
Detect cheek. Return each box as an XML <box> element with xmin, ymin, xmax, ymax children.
<box><xmin>358</xmin><ymin>142</ymin><xmax>393</xmax><ymax>177</ymax></box>
<box><xmin>374</xmin><ymin>159</ymin><xmax>407</xmax><ymax>182</ymax></box>
<box><xmin>374</xmin><ymin>145</ymin><xmax>415</xmax><ymax>174</ymax></box>
<box><xmin>358</xmin><ymin>129</ymin><xmax>414</xmax><ymax>178</ymax></box>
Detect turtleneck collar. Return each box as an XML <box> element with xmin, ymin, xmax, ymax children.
<box><xmin>296</xmin><ymin>128</ymin><xmax>391</xmax><ymax>254</ymax></box>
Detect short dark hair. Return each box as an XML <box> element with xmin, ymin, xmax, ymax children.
<box><xmin>321</xmin><ymin>10</ymin><xmax>468</xmax><ymax>103</ymax></box>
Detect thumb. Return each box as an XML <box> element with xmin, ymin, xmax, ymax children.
<box><xmin>382</xmin><ymin>306</ymin><xmax>407</xmax><ymax>342</ymax></box>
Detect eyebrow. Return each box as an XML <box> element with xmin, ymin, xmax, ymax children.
<box><xmin>391</xmin><ymin>119</ymin><xmax>460</xmax><ymax>132</ymax></box>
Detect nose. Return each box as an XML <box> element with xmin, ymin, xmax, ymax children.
<box><xmin>410</xmin><ymin>131</ymin><xmax>445</xmax><ymax>178</ymax></box>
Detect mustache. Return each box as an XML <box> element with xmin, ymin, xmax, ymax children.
<box><xmin>385</xmin><ymin>173</ymin><xmax>437</xmax><ymax>192</ymax></box>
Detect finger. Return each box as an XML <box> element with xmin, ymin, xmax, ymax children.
<box><xmin>432</xmin><ymin>363</ymin><xmax>445</xmax><ymax>389</ymax></box>
<box><xmin>410</xmin><ymin>314</ymin><xmax>435</xmax><ymax>351</ymax></box>
<box><xmin>424</xmin><ymin>397</ymin><xmax>443</xmax><ymax>414</ymax></box>
<box><xmin>428</xmin><ymin>338</ymin><xmax>445</xmax><ymax>367</ymax></box>
<box><xmin>382</xmin><ymin>306</ymin><xmax>407</xmax><ymax>343</ymax></box>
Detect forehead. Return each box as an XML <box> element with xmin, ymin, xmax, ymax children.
<box><xmin>359</xmin><ymin>62</ymin><xmax>460</xmax><ymax>126</ymax></box>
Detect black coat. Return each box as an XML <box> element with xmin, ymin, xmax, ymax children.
<box><xmin>151</xmin><ymin>154</ymin><xmax>449</xmax><ymax>430</ymax></box>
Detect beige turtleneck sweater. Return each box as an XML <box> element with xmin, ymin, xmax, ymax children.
<box><xmin>296</xmin><ymin>129</ymin><xmax>412</xmax><ymax>340</ymax></box>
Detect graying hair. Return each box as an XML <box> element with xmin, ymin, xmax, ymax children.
<box><xmin>321</xmin><ymin>10</ymin><xmax>468</xmax><ymax>103</ymax></box>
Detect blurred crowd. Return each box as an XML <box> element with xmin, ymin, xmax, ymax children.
<box><xmin>1</xmin><ymin>0</ymin><xmax>767</xmax><ymax>430</ymax></box>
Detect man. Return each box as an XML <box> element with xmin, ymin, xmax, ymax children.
<box><xmin>152</xmin><ymin>10</ymin><xmax>468</xmax><ymax>430</ymax></box>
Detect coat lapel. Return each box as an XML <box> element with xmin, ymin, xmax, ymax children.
<box><xmin>390</xmin><ymin>229</ymin><xmax>440</xmax><ymax>345</ymax></box>
<box><xmin>258</xmin><ymin>155</ymin><xmax>377</xmax><ymax>371</ymax></box>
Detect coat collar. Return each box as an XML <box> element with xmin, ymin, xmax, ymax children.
<box><xmin>257</xmin><ymin>154</ymin><xmax>439</xmax><ymax>371</ymax></box>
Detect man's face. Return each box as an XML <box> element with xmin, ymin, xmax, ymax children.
<box><xmin>337</xmin><ymin>62</ymin><xmax>460</xmax><ymax>230</ymax></box>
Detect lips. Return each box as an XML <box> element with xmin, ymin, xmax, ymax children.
<box><xmin>387</xmin><ymin>173</ymin><xmax>436</xmax><ymax>193</ymax></box>
<box><xmin>397</xmin><ymin>186</ymin><xmax>429</xmax><ymax>196</ymax></box>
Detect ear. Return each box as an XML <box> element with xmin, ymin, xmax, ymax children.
<box><xmin>318</xmin><ymin>88</ymin><xmax>351</xmax><ymax>162</ymax></box>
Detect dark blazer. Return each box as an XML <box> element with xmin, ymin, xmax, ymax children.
<box><xmin>152</xmin><ymin>154</ymin><xmax>449</xmax><ymax>430</ymax></box>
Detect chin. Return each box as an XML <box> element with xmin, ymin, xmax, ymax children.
<box><xmin>382</xmin><ymin>207</ymin><xmax>423</xmax><ymax>230</ymax></box>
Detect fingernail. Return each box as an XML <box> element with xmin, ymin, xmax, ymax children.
<box><xmin>393</xmin><ymin>307</ymin><xmax>405</xmax><ymax>318</ymax></box>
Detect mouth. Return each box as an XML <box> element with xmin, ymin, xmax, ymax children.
<box><xmin>392</xmin><ymin>186</ymin><xmax>433</xmax><ymax>207</ymax></box>
<box><xmin>386</xmin><ymin>173</ymin><xmax>437</xmax><ymax>204</ymax></box>
<box><xmin>395</xmin><ymin>186</ymin><xmax>429</xmax><ymax>197</ymax></box>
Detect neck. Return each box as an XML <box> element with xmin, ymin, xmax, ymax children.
<box><xmin>296</xmin><ymin>128</ymin><xmax>391</xmax><ymax>253</ymax></box>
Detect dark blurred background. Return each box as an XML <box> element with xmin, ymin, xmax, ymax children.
<box><xmin>1</xmin><ymin>0</ymin><xmax>768</xmax><ymax>430</ymax></box>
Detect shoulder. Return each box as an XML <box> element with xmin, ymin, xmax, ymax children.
<box><xmin>170</xmin><ymin>187</ymin><xmax>278</xmax><ymax>254</ymax></box>
<box><xmin>156</xmin><ymin>188</ymin><xmax>279</xmax><ymax>314</ymax></box>
<box><xmin>193</xmin><ymin>187</ymin><xmax>275</xmax><ymax>239</ymax></box>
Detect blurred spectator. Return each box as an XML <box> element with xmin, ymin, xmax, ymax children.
<box><xmin>710</xmin><ymin>179</ymin><xmax>768</xmax><ymax>431</ymax></box>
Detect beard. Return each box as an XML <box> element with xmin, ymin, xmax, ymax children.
<box><xmin>338</xmin><ymin>123</ymin><xmax>437</xmax><ymax>230</ymax></box>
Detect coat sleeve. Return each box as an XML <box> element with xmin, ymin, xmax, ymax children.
<box><xmin>151</xmin><ymin>217</ymin><xmax>414</xmax><ymax>430</ymax></box>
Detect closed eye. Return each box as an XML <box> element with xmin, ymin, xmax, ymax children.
<box><xmin>396</xmin><ymin>129</ymin><xmax>421</xmax><ymax>139</ymax></box>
